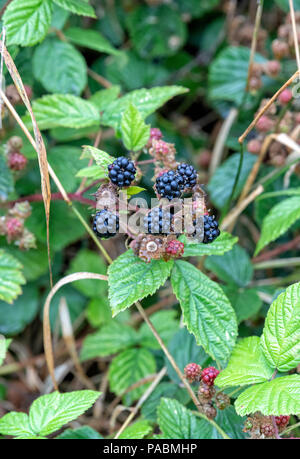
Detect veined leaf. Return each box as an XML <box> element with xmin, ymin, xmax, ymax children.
<box><xmin>171</xmin><ymin>260</ymin><xmax>237</xmax><ymax>365</ymax></box>
<box><xmin>235</xmin><ymin>375</ymin><xmax>300</xmax><ymax>416</ymax></box>
<box><xmin>53</xmin><ymin>0</ymin><xmax>96</xmax><ymax>17</ymax></box>
<box><xmin>89</xmin><ymin>86</ymin><xmax>121</xmax><ymax>111</ymax></box>
<box><xmin>33</xmin><ymin>38</ymin><xmax>87</xmax><ymax>95</ymax></box>
<box><xmin>64</xmin><ymin>27</ymin><xmax>120</xmax><ymax>55</ymax></box>
<box><xmin>260</xmin><ymin>282</ymin><xmax>300</xmax><ymax>372</ymax></box>
<box><xmin>182</xmin><ymin>232</ymin><xmax>238</xmax><ymax>257</ymax></box>
<box><xmin>3</xmin><ymin>0</ymin><xmax>53</xmax><ymax>46</ymax></box>
<box><xmin>121</xmin><ymin>103</ymin><xmax>150</xmax><ymax>151</ymax></box>
<box><xmin>108</xmin><ymin>348</ymin><xmax>156</xmax><ymax>404</ymax></box>
<box><xmin>0</xmin><ymin>249</ymin><xmax>25</xmax><ymax>304</ymax></box>
<box><xmin>0</xmin><ymin>412</ymin><xmax>33</xmax><ymax>438</ymax></box>
<box><xmin>108</xmin><ymin>250</ymin><xmax>173</xmax><ymax>316</ymax></box>
<box><xmin>101</xmin><ymin>85</ymin><xmax>188</xmax><ymax>130</ymax></box>
<box><xmin>222</xmin><ymin>287</ymin><xmax>262</xmax><ymax>323</ymax></box>
<box><xmin>81</xmin><ymin>146</ymin><xmax>114</xmax><ymax>175</ymax></box>
<box><xmin>80</xmin><ymin>321</ymin><xmax>139</xmax><ymax>360</ymax></box>
<box><xmin>29</xmin><ymin>390</ymin><xmax>100</xmax><ymax>436</ymax></box>
<box><xmin>119</xmin><ymin>420</ymin><xmax>152</xmax><ymax>439</ymax></box>
<box><xmin>255</xmin><ymin>196</ymin><xmax>300</xmax><ymax>255</ymax></box>
<box><xmin>56</xmin><ymin>426</ymin><xmax>103</xmax><ymax>439</ymax></box>
<box><xmin>215</xmin><ymin>337</ymin><xmax>274</xmax><ymax>388</ymax></box>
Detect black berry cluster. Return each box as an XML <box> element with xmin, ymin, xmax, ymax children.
<box><xmin>155</xmin><ymin>170</ymin><xmax>183</xmax><ymax>200</ymax></box>
<box><xmin>93</xmin><ymin>209</ymin><xmax>119</xmax><ymax>239</ymax></box>
<box><xmin>203</xmin><ymin>215</ymin><xmax>220</xmax><ymax>244</ymax></box>
<box><xmin>108</xmin><ymin>156</ymin><xmax>136</xmax><ymax>188</ymax></box>
<box><xmin>143</xmin><ymin>207</ymin><xmax>172</xmax><ymax>235</ymax></box>
<box><xmin>176</xmin><ymin>163</ymin><xmax>197</xmax><ymax>189</ymax></box>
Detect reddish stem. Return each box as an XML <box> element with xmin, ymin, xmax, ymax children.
<box><xmin>252</xmin><ymin>234</ymin><xmax>300</xmax><ymax>263</ymax></box>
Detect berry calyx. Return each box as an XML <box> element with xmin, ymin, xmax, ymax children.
<box><xmin>5</xmin><ymin>217</ymin><xmax>23</xmax><ymax>242</ymax></box>
<box><xmin>278</xmin><ymin>89</ymin><xmax>293</xmax><ymax>105</ymax></box>
<box><xmin>184</xmin><ymin>363</ymin><xmax>201</xmax><ymax>383</ymax></box>
<box><xmin>176</xmin><ymin>163</ymin><xmax>198</xmax><ymax>190</ymax></box>
<box><xmin>275</xmin><ymin>415</ymin><xmax>290</xmax><ymax>427</ymax></box>
<box><xmin>203</xmin><ymin>215</ymin><xmax>220</xmax><ymax>244</ymax></box>
<box><xmin>93</xmin><ymin>209</ymin><xmax>119</xmax><ymax>239</ymax></box>
<box><xmin>7</xmin><ymin>152</ymin><xmax>27</xmax><ymax>171</ymax></box>
<box><xmin>143</xmin><ymin>207</ymin><xmax>172</xmax><ymax>235</ymax></box>
<box><xmin>201</xmin><ymin>366</ymin><xmax>220</xmax><ymax>386</ymax></box>
<box><xmin>165</xmin><ymin>239</ymin><xmax>184</xmax><ymax>257</ymax></box>
<box><xmin>247</xmin><ymin>139</ymin><xmax>262</xmax><ymax>155</ymax></box>
<box><xmin>108</xmin><ymin>157</ymin><xmax>136</xmax><ymax>188</ymax></box>
<box><xmin>155</xmin><ymin>170</ymin><xmax>183</xmax><ymax>200</ymax></box>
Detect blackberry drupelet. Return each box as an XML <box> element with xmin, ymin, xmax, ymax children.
<box><xmin>108</xmin><ymin>156</ymin><xmax>136</xmax><ymax>188</ymax></box>
<box><xmin>155</xmin><ymin>170</ymin><xmax>183</xmax><ymax>200</ymax></box>
<box><xmin>93</xmin><ymin>209</ymin><xmax>119</xmax><ymax>239</ymax></box>
<box><xmin>143</xmin><ymin>207</ymin><xmax>172</xmax><ymax>235</ymax></box>
<box><xmin>176</xmin><ymin>163</ymin><xmax>197</xmax><ymax>189</ymax></box>
<box><xmin>203</xmin><ymin>215</ymin><xmax>220</xmax><ymax>244</ymax></box>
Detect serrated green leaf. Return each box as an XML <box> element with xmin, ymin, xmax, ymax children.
<box><xmin>23</xmin><ymin>94</ymin><xmax>100</xmax><ymax>130</ymax></box>
<box><xmin>89</xmin><ymin>86</ymin><xmax>121</xmax><ymax>111</ymax></box>
<box><xmin>255</xmin><ymin>196</ymin><xmax>300</xmax><ymax>255</ymax></box>
<box><xmin>119</xmin><ymin>420</ymin><xmax>152</xmax><ymax>439</ymax></box>
<box><xmin>235</xmin><ymin>375</ymin><xmax>300</xmax><ymax>416</ymax></box>
<box><xmin>208</xmin><ymin>46</ymin><xmax>266</xmax><ymax>105</ymax></box>
<box><xmin>0</xmin><ymin>284</ymin><xmax>38</xmax><ymax>335</ymax></box>
<box><xmin>138</xmin><ymin>310</ymin><xmax>179</xmax><ymax>350</ymax></box>
<box><xmin>29</xmin><ymin>390</ymin><xmax>100</xmax><ymax>436</ymax></box>
<box><xmin>3</xmin><ymin>0</ymin><xmax>53</xmax><ymax>46</ymax></box>
<box><xmin>207</xmin><ymin>152</ymin><xmax>256</xmax><ymax>209</ymax></box>
<box><xmin>56</xmin><ymin>426</ymin><xmax>103</xmax><ymax>439</ymax></box>
<box><xmin>260</xmin><ymin>282</ymin><xmax>300</xmax><ymax>372</ymax></box>
<box><xmin>0</xmin><ymin>249</ymin><xmax>25</xmax><ymax>304</ymax></box>
<box><xmin>33</xmin><ymin>38</ymin><xmax>87</xmax><ymax>95</ymax></box>
<box><xmin>216</xmin><ymin>337</ymin><xmax>274</xmax><ymax>389</ymax></box>
<box><xmin>121</xmin><ymin>103</ymin><xmax>150</xmax><ymax>151</ymax></box>
<box><xmin>64</xmin><ymin>27</ymin><xmax>120</xmax><ymax>55</ymax></box>
<box><xmin>204</xmin><ymin>244</ymin><xmax>253</xmax><ymax>287</ymax></box>
<box><xmin>165</xmin><ymin>327</ymin><xmax>211</xmax><ymax>384</ymax></box>
<box><xmin>81</xmin><ymin>146</ymin><xmax>114</xmax><ymax>176</ymax></box>
<box><xmin>80</xmin><ymin>321</ymin><xmax>139</xmax><ymax>360</ymax></box>
<box><xmin>101</xmin><ymin>86</ymin><xmax>188</xmax><ymax>130</ymax></box>
<box><xmin>182</xmin><ymin>232</ymin><xmax>238</xmax><ymax>257</ymax></box>
<box><xmin>76</xmin><ymin>165</ymin><xmax>107</xmax><ymax>180</ymax></box>
<box><xmin>0</xmin><ymin>412</ymin><xmax>33</xmax><ymax>438</ymax></box>
<box><xmin>53</xmin><ymin>0</ymin><xmax>96</xmax><ymax>17</ymax></box>
<box><xmin>222</xmin><ymin>287</ymin><xmax>262</xmax><ymax>323</ymax></box>
<box><xmin>157</xmin><ymin>398</ymin><xmax>212</xmax><ymax>439</ymax></box>
<box><xmin>126</xmin><ymin>186</ymin><xmax>146</xmax><ymax>197</ymax></box>
<box><xmin>108</xmin><ymin>348</ymin><xmax>156</xmax><ymax>404</ymax></box>
<box><xmin>0</xmin><ymin>155</ymin><xmax>14</xmax><ymax>200</ymax></box>
<box><xmin>108</xmin><ymin>250</ymin><xmax>173</xmax><ymax>316</ymax></box>
<box><xmin>171</xmin><ymin>260</ymin><xmax>237</xmax><ymax>365</ymax></box>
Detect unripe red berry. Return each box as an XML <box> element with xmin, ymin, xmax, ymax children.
<box><xmin>184</xmin><ymin>363</ymin><xmax>201</xmax><ymax>383</ymax></box>
<box><xmin>202</xmin><ymin>402</ymin><xmax>217</xmax><ymax>420</ymax></box>
<box><xmin>5</xmin><ymin>217</ymin><xmax>23</xmax><ymax>241</ymax></box>
<box><xmin>266</xmin><ymin>60</ymin><xmax>281</xmax><ymax>77</ymax></box>
<box><xmin>260</xmin><ymin>423</ymin><xmax>275</xmax><ymax>438</ymax></box>
<box><xmin>279</xmin><ymin>89</ymin><xmax>293</xmax><ymax>105</ymax></box>
<box><xmin>256</xmin><ymin>115</ymin><xmax>273</xmax><ymax>132</ymax></box>
<box><xmin>272</xmin><ymin>39</ymin><xmax>289</xmax><ymax>60</ymax></box>
<box><xmin>201</xmin><ymin>366</ymin><xmax>220</xmax><ymax>386</ymax></box>
<box><xmin>8</xmin><ymin>152</ymin><xmax>27</xmax><ymax>171</ymax></box>
<box><xmin>147</xmin><ymin>128</ymin><xmax>163</xmax><ymax>148</ymax></box>
<box><xmin>165</xmin><ymin>239</ymin><xmax>184</xmax><ymax>257</ymax></box>
<box><xmin>275</xmin><ymin>415</ymin><xmax>290</xmax><ymax>427</ymax></box>
<box><xmin>247</xmin><ymin>139</ymin><xmax>262</xmax><ymax>154</ymax></box>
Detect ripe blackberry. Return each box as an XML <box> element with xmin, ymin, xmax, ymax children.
<box><xmin>143</xmin><ymin>207</ymin><xmax>172</xmax><ymax>235</ymax></box>
<box><xmin>203</xmin><ymin>215</ymin><xmax>220</xmax><ymax>244</ymax></box>
<box><xmin>155</xmin><ymin>170</ymin><xmax>183</xmax><ymax>200</ymax></box>
<box><xmin>176</xmin><ymin>163</ymin><xmax>197</xmax><ymax>190</ymax></box>
<box><xmin>93</xmin><ymin>209</ymin><xmax>119</xmax><ymax>239</ymax></box>
<box><xmin>201</xmin><ymin>366</ymin><xmax>219</xmax><ymax>386</ymax></box>
<box><xmin>8</xmin><ymin>152</ymin><xmax>27</xmax><ymax>171</ymax></box>
<box><xmin>108</xmin><ymin>156</ymin><xmax>136</xmax><ymax>188</ymax></box>
<box><xmin>184</xmin><ymin>363</ymin><xmax>201</xmax><ymax>383</ymax></box>
<box><xmin>275</xmin><ymin>415</ymin><xmax>290</xmax><ymax>427</ymax></box>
